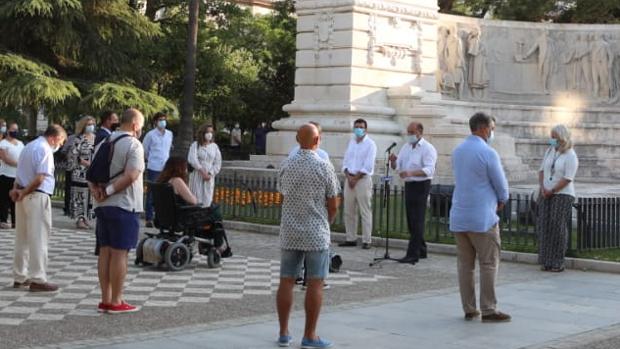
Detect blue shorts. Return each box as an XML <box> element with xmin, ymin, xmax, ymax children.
<box><xmin>95</xmin><ymin>206</ymin><xmax>139</xmax><ymax>250</ymax></box>
<box><xmin>280</xmin><ymin>249</ymin><xmax>329</xmax><ymax>280</ymax></box>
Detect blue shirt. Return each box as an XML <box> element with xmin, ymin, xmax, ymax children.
<box><xmin>449</xmin><ymin>135</ymin><xmax>509</xmax><ymax>233</ymax></box>
<box><xmin>15</xmin><ymin>137</ymin><xmax>55</xmax><ymax>195</ymax></box>
<box><xmin>142</xmin><ymin>128</ymin><xmax>173</xmax><ymax>172</ymax></box>
<box><xmin>288</xmin><ymin>145</ymin><xmax>330</xmax><ymax>162</ymax></box>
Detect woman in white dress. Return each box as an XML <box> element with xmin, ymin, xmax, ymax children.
<box><xmin>188</xmin><ymin>124</ymin><xmax>222</xmax><ymax>207</ymax></box>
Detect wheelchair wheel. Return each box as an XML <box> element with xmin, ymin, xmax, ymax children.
<box><xmin>207</xmin><ymin>248</ymin><xmax>221</xmax><ymax>268</ymax></box>
<box><xmin>164</xmin><ymin>242</ymin><xmax>190</xmax><ymax>271</ymax></box>
<box><xmin>135</xmin><ymin>237</ymin><xmax>147</xmax><ymax>266</ymax></box>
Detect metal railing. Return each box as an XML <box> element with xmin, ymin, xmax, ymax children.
<box><xmin>53</xmin><ymin>169</ymin><xmax>620</xmax><ymax>252</ymax></box>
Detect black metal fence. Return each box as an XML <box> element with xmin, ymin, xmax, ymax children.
<box><xmin>53</xmin><ymin>169</ymin><xmax>620</xmax><ymax>252</ymax></box>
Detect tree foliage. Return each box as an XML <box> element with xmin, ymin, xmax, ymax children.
<box><xmin>439</xmin><ymin>0</ymin><xmax>620</xmax><ymax>23</ymax></box>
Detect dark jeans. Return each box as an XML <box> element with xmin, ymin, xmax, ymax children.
<box><xmin>145</xmin><ymin>169</ymin><xmax>161</xmax><ymax>221</ymax></box>
<box><xmin>404</xmin><ymin>180</ymin><xmax>431</xmax><ymax>260</ymax></box>
<box><xmin>64</xmin><ymin>170</ymin><xmax>72</xmax><ymax>215</ymax></box>
<box><xmin>0</xmin><ymin>175</ymin><xmax>15</xmax><ymax>226</ymax></box>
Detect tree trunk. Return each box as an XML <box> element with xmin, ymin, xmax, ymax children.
<box><xmin>28</xmin><ymin>106</ymin><xmax>37</xmax><ymax>139</ymax></box>
<box><xmin>438</xmin><ymin>0</ymin><xmax>455</xmax><ymax>12</ymax></box>
<box><xmin>173</xmin><ymin>0</ymin><xmax>199</xmax><ymax>157</ymax></box>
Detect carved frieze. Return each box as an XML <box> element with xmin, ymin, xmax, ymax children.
<box><xmin>313</xmin><ymin>11</ymin><xmax>335</xmax><ymax>62</ymax></box>
<box><xmin>367</xmin><ymin>14</ymin><xmax>422</xmax><ymax>73</ymax></box>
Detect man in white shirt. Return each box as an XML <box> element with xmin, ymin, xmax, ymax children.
<box><xmin>389</xmin><ymin>122</ymin><xmax>437</xmax><ymax>264</ymax></box>
<box><xmin>142</xmin><ymin>112</ymin><xmax>173</xmax><ymax>227</ymax></box>
<box><xmin>11</xmin><ymin>124</ymin><xmax>66</xmax><ymax>292</ymax></box>
<box><xmin>339</xmin><ymin>119</ymin><xmax>377</xmax><ymax>249</ymax></box>
<box><xmin>287</xmin><ymin>121</ymin><xmax>330</xmax><ymax>162</ymax></box>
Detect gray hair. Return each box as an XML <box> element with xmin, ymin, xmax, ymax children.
<box><xmin>551</xmin><ymin>124</ymin><xmax>572</xmax><ymax>153</ymax></box>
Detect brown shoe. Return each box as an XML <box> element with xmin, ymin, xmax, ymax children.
<box><xmin>29</xmin><ymin>282</ymin><xmax>59</xmax><ymax>293</ymax></box>
<box><xmin>13</xmin><ymin>280</ymin><xmax>31</xmax><ymax>289</ymax></box>
<box><xmin>482</xmin><ymin>311</ymin><xmax>511</xmax><ymax>323</ymax></box>
<box><xmin>464</xmin><ymin>310</ymin><xmax>481</xmax><ymax>321</ymax></box>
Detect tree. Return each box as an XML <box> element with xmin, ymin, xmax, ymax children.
<box><xmin>174</xmin><ymin>0</ymin><xmax>200</xmax><ymax>157</ymax></box>
<box><xmin>0</xmin><ymin>0</ymin><xmax>175</xmax><ymax>132</ymax></box>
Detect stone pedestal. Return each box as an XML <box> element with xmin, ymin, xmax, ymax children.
<box><xmin>268</xmin><ymin>0</ymin><xmax>441</xmax><ymax>164</ymax></box>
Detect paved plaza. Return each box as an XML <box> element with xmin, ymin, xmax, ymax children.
<box><xmin>0</xmin><ymin>208</ymin><xmax>619</xmax><ymax>349</ymax></box>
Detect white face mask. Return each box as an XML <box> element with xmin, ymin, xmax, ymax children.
<box><xmin>407</xmin><ymin>134</ymin><xmax>419</xmax><ymax>144</ymax></box>
<box><xmin>487</xmin><ymin>130</ymin><xmax>495</xmax><ymax>144</ymax></box>
<box><xmin>205</xmin><ymin>132</ymin><xmax>213</xmax><ymax>142</ymax></box>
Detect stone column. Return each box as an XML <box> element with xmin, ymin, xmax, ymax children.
<box><xmin>267</xmin><ymin>0</ymin><xmax>440</xmax><ymax>165</ymax></box>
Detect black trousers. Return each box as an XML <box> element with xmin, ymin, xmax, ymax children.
<box><xmin>0</xmin><ymin>175</ymin><xmax>15</xmax><ymax>226</ymax></box>
<box><xmin>404</xmin><ymin>180</ymin><xmax>431</xmax><ymax>259</ymax></box>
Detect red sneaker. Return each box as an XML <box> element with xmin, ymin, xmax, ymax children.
<box><xmin>97</xmin><ymin>303</ymin><xmax>111</xmax><ymax>313</ymax></box>
<box><xmin>107</xmin><ymin>302</ymin><xmax>140</xmax><ymax>314</ymax></box>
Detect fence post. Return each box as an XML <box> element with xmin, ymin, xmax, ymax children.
<box><xmin>232</xmin><ymin>170</ymin><xmax>238</xmax><ymax>219</ymax></box>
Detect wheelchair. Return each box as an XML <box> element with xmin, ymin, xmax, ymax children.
<box><xmin>135</xmin><ymin>182</ymin><xmax>232</xmax><ymax>271</ymax></box>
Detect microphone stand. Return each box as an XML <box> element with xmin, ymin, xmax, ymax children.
<box><xmin>370</xmin><ymin>146</ymin><xmax>399</xmax><ymax>266</ymax></box>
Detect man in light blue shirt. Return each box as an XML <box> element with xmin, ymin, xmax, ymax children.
<box><xmin>142</xmin><ymin>112</ymin><xmax>173</xmax><ymax>227</ymax></box>
<box><xmin>450</xmin><ymin>112</ymin><xmax>511</xmax><ymax>323</ymax></box>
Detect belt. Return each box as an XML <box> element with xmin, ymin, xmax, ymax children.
<box><xmin>17</xmin><ymin>186</ymin><xmax>51</xmax><ymax>196</ymax></box>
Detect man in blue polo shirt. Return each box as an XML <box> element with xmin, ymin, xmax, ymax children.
<box><xmin>11</xmin><ymin>124</ymin><xmax>66</xmax><ymax>293</ymax></box>
<box><xmin>450</xmin><ymin>112</ymin><xmax>511</xmax><ymax>323</ymax></box>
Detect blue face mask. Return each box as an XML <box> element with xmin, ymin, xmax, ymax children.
<box><xmin>354</xmin><ymin>127</ymin><xmax>366</xmax><ymax>138</ymax></box>
<box><xmin>85</xmin><ymin>125</ymin><xmax>95</xmax><ymax>134</ymax></box>
<box><xmin>549</xmin><ymin>138</ymin><xmax>558</xmax><ymax>147</ymax></box>
<box><xmin>157</xmin><ymin>120</ymin><xmax>167</xmax><ymax>129</ymax></box>
<box><xmin>0</xmin><ymin>127</ymin><xmax>6</xmax><ymax>134</ymax></box>
<box><xmin>407</xmin><ymin>134</ymin><xmax>418</xmax><ymax>144</ymax></box>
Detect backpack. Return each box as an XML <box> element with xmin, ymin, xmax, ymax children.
<box><xmin>86</xmin><ymin>134</ymin><xmax>131</xmax><ymax>185</ymax></box>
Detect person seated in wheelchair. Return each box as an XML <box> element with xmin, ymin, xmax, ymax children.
<box><xmin>156</xmin><ymin>156</ymin><xmax>230</xmax><ymax>256</ymax></box>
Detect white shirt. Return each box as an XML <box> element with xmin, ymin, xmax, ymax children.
<box><xmin>0</xmin><ymin>139</ymin><xmax>24</xmax><ymax>178</ymax></box>
<box><xmin>15</xmin><ymin>137</ymin><xmax>55</xmax><ymax>195</ymax></box>
<box><xmin>342</xmin><ymin>135</ymin><xmax>377</xmax><ymax>176</ymax></box>
<box><xmin>539</xmin><ymin>147</ymin><xmax>579</xmax><ymax>197</ymax></box>
<box><xmin>395</xmin><ymin>138</ymin><xmax>438</xmax><ymax>182</ymax></box>
<box><xmin>288</xmin><ymin>145</ymin><xmax>330</xmax><ymax>161</ymax></box>
<box><xmin>142</xmin><ymin>128</ymin><xmax>173</xmax><ymax>172</ymax></box>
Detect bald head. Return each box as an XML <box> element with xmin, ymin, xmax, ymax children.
<box><xmin>407</xmin><ymin>122</ymin><xmax>423</xmax><ymax>134</ymax></box>
<box><xmin>297</xmin><ymin>124</ymin><xmax>319</xmax><ymax>150</ymax></box>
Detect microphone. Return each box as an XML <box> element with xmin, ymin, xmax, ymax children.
<box><xmin>385</xmin><ymin>142</ymin><xmax>397</xmax><ymax>153</ymax></box>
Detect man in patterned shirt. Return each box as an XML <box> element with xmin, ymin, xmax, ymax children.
<box><xmin>276</xmin><ymin>124</ymin><xmax>340</xmax><ymax>349</ymax></box>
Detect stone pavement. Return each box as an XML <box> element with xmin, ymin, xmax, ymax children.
<box><xmin>1</xmin><ymin>207</ymin><xmax>619</xmax><ymax>349</ymax></box>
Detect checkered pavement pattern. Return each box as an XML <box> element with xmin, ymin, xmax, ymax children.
<box><xmin>0</xmin><ymin>228</ymin><xmax>391</xmax><ymax>326</ymax></box>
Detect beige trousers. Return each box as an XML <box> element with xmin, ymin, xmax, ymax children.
<box><xmin>455</xmin><ymin>224</ymin><xmax>501</xmax><ymax>316</ymax></box>
<box><xmin>344</xmin><ymin>176</ymin><xmax>373</xmax><ymax>244</ymax></box>
<box><xmin>13</xmin><ymin>192</ymin><xmax>52</xmax><ymax>284</ymax></box>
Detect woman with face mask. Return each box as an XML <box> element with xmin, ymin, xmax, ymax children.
<box><xmin>67</xmin><ymin>115</ymin><xmax>97</xmax><ymax>229</ymax></box>
<box><xmin>536</xmin><ymin>124</ymin><xmax>579</xmax><ymax>272</ymax></box>
<box><xmin>0</xmin><ymin>122</ymin><xmax>24</xmax><ymax>229</ymax></box>
<box><xmin>187</xmin><ymin>123</ymin><xmax>222</xmax><ymax>208</ymax></box>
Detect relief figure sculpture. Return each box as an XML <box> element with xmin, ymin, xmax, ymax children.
<box><xmin>563</xmin><ymin>34</ymin><xmax>592</xmax><ymax>92</ymax></box>
<box><xmin>437</xmin><ymin>26</ymin><xmax>466</xmax><ymax>99</ymax></box>
<box><xmin>515</xmin><ymin>28</ymin><xmax>554</xmax><ymax>94</ymax></box>
<box><xmin>591</xmin><ymin>34</ymin><xmax>612</xmax><ymax>100</ymax></box>
<box><xmin>466</xmin><ymin>27</ymin><xmax>489</xmax><ymax>99</ymax></box>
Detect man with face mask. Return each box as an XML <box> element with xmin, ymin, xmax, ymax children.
<box><xmin>90</xmin><ymin>108</ymin><xmax>145</xmax><ymax>314</ymax></box>
<box><xmin>339</xmin><ymin>119</ymin><xmax>377</xmax><ymax>250</ymax></box>
<box><xmin>11</xmin><ymin>124</ymin><xmax>66</xmax><ymax>293</ymax></box>
<box><xmin>95</xmin><ymin>111</ymin><xmax>119</xmax><ymax>146</ymax></box>
<box><xmin>450</xmin><ymin>112</ymin><xmax>510</xmax><ymax>323</ymax></box>
<box><xmin>141</xmin><ymin>112</ymin><xmax>173</xmax><ymax>227</ymax></box>
<box><xmin>389</xmin><ymin>122</ymin><xmax>437</xmax><ymax>264</ymax></box>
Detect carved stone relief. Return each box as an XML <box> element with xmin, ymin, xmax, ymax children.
<box><xmin>367</xmin><ymin>14</ymin><xmax>422</xmax><ymax>74</ymax></box>
<box><xmin>314</xmin><ymin>11</ymin><xmax>335</xmax><ymax>62</ymax></box>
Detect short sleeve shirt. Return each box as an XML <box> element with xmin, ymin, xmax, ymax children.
<box><xmin>15</xmin><ymin>137</ymin><xmax>55</xmax><ymax>194</ymax></box>
<box><xmin>540</xmin><ymin>148</ymin><xmax>579</xmax><ymax>197</ymax></box>
<box><xmin>95</xmin><ymin>131</ymin><xmax>145</xmax><ymax>212</ymax></box>
<box><xmin>279</xmin><ymin>150</ymin><xmax>341</xmax><ymax>251</ymax></box>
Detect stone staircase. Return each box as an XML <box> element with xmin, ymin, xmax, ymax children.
<box><xmin>440</xmin><ymin>100</ymin><xmax>620</xmax><ymax>184</ymax></box>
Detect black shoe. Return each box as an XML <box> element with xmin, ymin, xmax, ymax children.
<box><xmin>420</xmin><ymin>251</ymin><xmax>428</xmax><ymax>259</ymax></box>
<box><xmin>338</xmin><ymin>241</ymin><xmax>357</xmax><ymax>247</ymax></box>
<box><xmin>145</xmin><ymin>221</ymin><xmax>154</xmax><ymax>228</ymax></box>
<box><xmin>361</xmin><ymin>243</ymin><xmax>371</xmax><ymax>250</ymax></box>
<box><xmin>397</xmin><ymin>256</ymin><xmax>418</xmax><ymax>264</ymax></box>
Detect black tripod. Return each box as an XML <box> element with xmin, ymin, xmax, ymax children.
<box><xmin>370</xmin><ymin>144</ymin><xmax>399</xmax><ymax>266</ymax></box>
